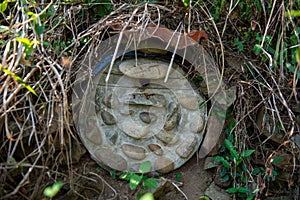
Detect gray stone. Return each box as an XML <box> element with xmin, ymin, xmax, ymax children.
<box><xmin>176</xmin><ymin>135</ymin><xmax>197</xmax><ymax>158</ymax></box>
<box><xmin>94</xmin><ymin>148</ymin><xmax>127</xmax><ymax>171</ymax></box>
<box><xmin>154</xmin><ymin>157</ymin><xmax>174</xmax><ymax>173</ymax></box>
<box><xmin>101</xmin><ymin>110</ymin><xmax>116</xmax><ymax>125</ymax></box>
<box><xmin>205</xmin><ymin>182</ymin><xmax>231</xmax><ymax>200</ymax></box>
<box><xmin>139</xmin><ymin>112</ymin><xmax>157</xmax><ymax>124</ymax></box>
<box><xmin>148</xmin><ymin>143</ymin><xmax>163</xmax><ymax>156</ymax></box>
<box><xmin>190</xmin><ymin>115</ymin><xmax>204</xmax><ymax>133</ymax></box>
<box><xmin>122</xmin><ymin>93</ymin><xmax>166</xmax><ymax>107</ymax></box>
<box><xmin>153</xmin><ymin>178</ymin><xmax>176</xmax><ymax>199</ymax></box>
<box><xmin>164</xmin><ymin>102</ymin><xmax>180</xmax><ymax>131</ymax></box>
<box><xmin>204</xmin><ymin>157</ymin><xmax>218</xmax><ymax>170</ymax></box>
<box><xmin>178</xmin><ymin>97</ymin><xmax>199</xmax><ymax>110</ymax></box>
<box><xmin>121</xmin><ymin>122</ymin><xmax>149</xmax><ymax>139</ymax></box>
<box><xmin>121</xmin><ymin>144</ymin><xmax>147</xmax><ymax>160</ymax></box>
<box><xmin>155</xmin><ymin>130</ymin><xmax>179</xmax><ymax>145</ymax></box>
<box><xmin>120</xmin><ymin>108</ymin><xmax>134</xmax><ymax>116</ymax></box>
<box><xmin>119</xmin><ymin>59</ymin><xmax>169</xmax><ymax>79</ymax></box>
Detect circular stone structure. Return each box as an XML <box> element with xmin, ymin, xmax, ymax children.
<box><xmin>78</xmin><ymin>55</ymin><xmax>206</xmax><ymax>173</ymax></box>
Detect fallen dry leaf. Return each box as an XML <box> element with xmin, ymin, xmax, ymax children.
<box><xmin>187</xmin><ymin>30</ymin><xmax>208</xmax><ymax>42</ymax></box>
<box><xmin>61</xmin><ymin>56</ymin><xmax>72</xmax><ymax>68</ymax></box>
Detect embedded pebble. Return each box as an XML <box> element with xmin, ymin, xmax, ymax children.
<box><xmin>104</xmin><ymin>130</ymin><xmax>118</xmax><ymax>144</ymax></box>
<box><xmin>164</xmin><ymin>102</ymin><xmax>180</xmax><ymax>131</ymax></box>
<box><xmin>148</xmin><ymin>144</ymin><xmax>163</xmax><ymax>156</ymax></box>
<box><xmin>119</xmin><ymin>59</ymin><xmax>169</xmax><ymax>79</ymax></box>
<box><xmin>101</xmin><ymin>110</ymin><xmax>116</xmax><ymax>125</ymax></box>
<box><xmin>94</xmin><ymin>148</ymin><xmax>127</xmax><ymax>171</ymax></box>
<box><xmin>190</xmin><ymin>115</ymin><xmax>204</xmax><ymax>133</ymax></box>
<box><xmin>120</xmin><ymin>108</ymin><xmax>134</xmax><ymax>116</ymax></box>
<box><xmin>121</xmin><ymin>122</ymin><xmax>149</xmax><ymax>139</ymax></box>
<box><xmin>122</xmin><ymin>93</ymin><xmax>166</xmax><ymax>107</ymax></box>
<box><xmin>154</xmin><ymin>157</ymin><xmax>174</xmax><ymax>173</ymax></box>
<box><xmin>178</xmin><ymin>97</ymin><xmax>199</xmax><ymax>110</ymax></box>
<box><xmin>139</xmin><ymin>112</ymin><xmax>157</xmax><ymax>124</ymax></box>
<box><xmin>155</xmin><ymin>130</ymin><xmax>179</xmax><ymax>145</ymax></box>
<box><xmin>176</xmin><ymin>135</ymin><xmax>197</xmax><ymax>158</ymax></box>
<box><xmin>121</xmin><ymin>144</ymin><xmax>147</xmax><ymax>160</ymax></box>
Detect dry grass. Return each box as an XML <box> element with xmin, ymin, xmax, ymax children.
<box><xmin>0</xmin><ymin>0</ymin><xmax>299</xmax><ymax>199</ymax></box>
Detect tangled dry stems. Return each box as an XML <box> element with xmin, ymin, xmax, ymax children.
<box><xmin>0</xmin><ymin>0</ymin><xmax>299</xmax><ymax>199</ymax></box>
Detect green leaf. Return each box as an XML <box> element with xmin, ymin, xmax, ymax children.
<box><xmin>271</xmin><ymin>157</ymin><xmax>283</xmax><ymax>164</ymax></box>
<box><xmin>226</xmin><ymin>187</ymin><xmax>238</xmax><ymax>193</ymax></box>
<box><xmin>272</xmin><ymin>170</ymin><xmax>278</xmax><ymax>177</ymax></box>
<box><xmin>16</xmin><ymin>38</ymin><xmax>39</xmax><ymax>57</ymax></box>
<box><xmin>233</xmin><ymin>38</ymin><xmax>244</xmax><ymax>51</ymax></box>
<box><xmin>0</xmin><ymin>65</ymin><xmax>37</xmax><ymax>96</ymax></box>
<box><xmin>143</xmin><ymin>178</ymin><xmax>158</xmax><ymax>189</ymax></box>
<box><xmin>286</xmin><ymin>10</ymin><xmax>300</xmax><ymax>17</ymax></box>
<box><xmin>181</xmin><ymin>0</ymin><xmax>190</xmax><ymax>7</ymax></box>
<box><xmin>226</xmin><ymin>187</ymin><xmax>249</xmax><ymax>194</ymax></box>
<box><xmin>254</xmin><ymin>44</ymin><xmax>262</xmax><ymax>55</ymax></box>
<box><xmin>224</xmin><ymin>139</ymin><xmax>239</xmax><ymax>159</ymax></box>
<box><xmin>296</xmin><ymin>46</ymin><xmax>300</xmax><ymax>63</ymax></box>
<box><xmin>246</xmin><ymin>194</ymin><xmax>255</xmax><ymax>200</ymax></box>
<box><xmin>43</xmin><ymin>181</ymin><xmax>63</xmax><ymax>198</ymax></box>
<box><xmin>28</xmin><ymin>12</ymin><xmax>38</xmax><ymax>24</ymax></box>
<box><xmin>251</xmin><ymin>168</ymin><xmax>260</xmax><ymax>175</ymax></box>
<box><xmin>237</xmin><ymin>187</ymin><xmax>250</xmax><ymax>193</ymax></box>
<box><xmin>42</xmin><ymin>41</ymin><xmax>50</xmax><ymax>46</ymax></box>
<box><xmin>197</xmin><ymin>76</ymin><xmax>204</xmax><ymax>81</ymax></box>
<box><xmin>199</xmin><ymin>101</ymin><xmax>206</xmax><ymax>109</ymax></box>
<box><xmin>0</xmin><ymin>0</ymin><xmax>7</xmax><ymax>13</ymax></box>
<box><xmin>119</xmin><ymin>172</ymin><xmax>131</xmax><ymax>181</ymax></box>
<box><xmin>221</xmin><ymin>174</ymin><xmax>230</xmax><ymax>183</ymax></box>
<box><xmin>16</xmin><ymin>37</ymin><xmax>31</xmax><ymax>47</ymax></box>
<box><xmin>129</xmin><ymin>174</ymin><xmax>143</xmax><ymax>190</ymax></box>
<box><xmin>139</xmin><ymin>161</ymin><xmax>151</xmax><ymax>173</ymax></box>
<box><xmin>95</xmin><ymin>167</ymin><xmax>101</xmax><ymax>173</ymax></box>
<box><xmin>240</xmin><ymin>150</ymin><xmax>255</xmax><ymax>157</ymax></box>
<box><xmin>0</xmin><ymin>25</ymin><xmax>9</xmax><ymax>33</ymax></box>
<box><xmin>34</xmin><ymin>24</ymin><xmax>45</xmax><ymax>35</ymax></box>
<box><xmin>252</xmin><ymin>188</ymin><xmax>259</xmax><ymax>193</ymax></box>
<box><xmin>214</xmin><ymin>156</ymin><xmax>231</xmax><ymax>168</ymax></box>
<box><xmin>175</xmin><ymin>173</ymin><xmax>182</xmax><ymax>182</ymax></box>
<box><xmin>139</xmin><ymin>193</ymin><xmax>154</xmax><ymax>200</ymax></box>
<box><xmin>199</xmin><ymin>196</ymin><xmax>210</xmax><ymax>200</ymax></box>
<box><xmin>110</xmin><ymin>170</ymin><xmax>116</xmax><ymax>178</ymax></box>
<box><xmin>277</xmin><ymin>122</ymin><xmax>284</xmax><ymax>131</ymax></box>
<box><xmin>8</xmin><ymin>156</ymin><xmax>16</xmax><ymax>163</ymax></box>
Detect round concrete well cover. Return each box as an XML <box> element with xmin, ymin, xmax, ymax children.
<box><xmin>70</xmin><ymin>27</ymin><xmax>234</xmax><ymax>174</ymax></box>
<box><xmin>74</xmin><ymin>56</ymin><xmax>206</xmax><ymax>173</ymax></box>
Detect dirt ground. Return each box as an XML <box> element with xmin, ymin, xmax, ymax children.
<box><xmin>55</xmin><ymin>150</ymin><xmax>214</xmax><ymax>200</ymax></box>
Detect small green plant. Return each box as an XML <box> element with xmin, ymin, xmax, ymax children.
<box><xmin>233</xmin><ymin>38</ymin><xmax>244</xmax><ymax>52</ymax></box>
<box><xmin>181</xmin><ymin>0</ymin><xmax>190</xmax><ymax>7</ymax></box>
<box><xmin>199</xmin><ymin>195</ymin><xmax>210</xmax><ymax>200</ymax></box>
<box><xmin>43</xmin><ymin>181</ymin><xmax>63</xmax><ymax>198</ymax></box>
<box><xmin>0</xmin><ymin>64</ymin><xmax>37</xmax><ymax>96</ymax></box>
<box><xmin>139</xmin><ymin>192</ymin><xmax>155</xmax><ymax>200</ymax></box>
<box><xmin>119</xmin><ymin>161</ymin><xmax>158</xmax><ymax>199</ymax></box>
<box><xmin>175</xmin><ymin>172</ymin><xmax>182</xmax><ymax>182</ymax></box>
<box><xmin>214</xmin><ymin>138</ymin><xmax>255</xmax><ymax>198</ymax></box>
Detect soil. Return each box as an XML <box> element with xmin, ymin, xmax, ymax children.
<box><xmin>55</xmin><ymin>151</ymin><xmax>214</xmax><ymax>200</ymax></box>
